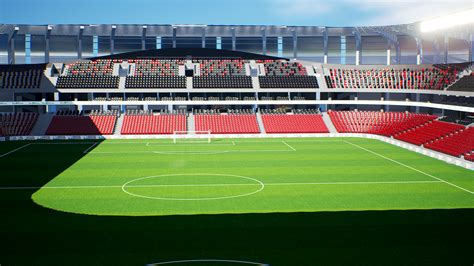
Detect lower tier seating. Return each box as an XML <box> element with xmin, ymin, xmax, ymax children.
<box><xmin>424</xmin><ymin>127</ymin><xmax>474</xmax><ymax>157</ymax></box>
<box><xmin>0</xmin><ymin>113</ymin><xmax>38</xmax><ymax>136</ymax></box>
<box><xmin>195</xmin><ymin>114</ymin><xmax>260</xmax><ymax>134</ymax></box>
<box><xmin>259</xmin><ymin>76</ymin><xmax>318</xmax><ymax>88</ymax></box>
<box><xmin>46</xmin><ymin>115</ymin><xmax>117</xmax><ymax>135</ymax></box>
<box><xmin>262</xmin><ymin>114</ymin><xmax>328</xmax><ymax>133</ymax></box>
<box><xmin>447</xmin><ymin>74</ymin><xmax>474</xmax><ymax>92</ymax></box>
<box><xmin>125</xmin><ymin>76</ymin><xmax>186</xmax><ymax>88</ymax></box>
<box><xmin>394</xmin><ymin>121</ymin><xmax>465</xmax><ymax>146</ymax></box>
<box><xmin>121</xmin><ymin>114</ymin><xmax>186</xmax><ymax>134</ymax></box>
<box><xmin>56</xmin><ymin>76</ymin><xmax>119</xmax><ymax>89</ymax></box>
<box><xmin>464</xmin><ymin>152</ymin><xmax>474</xmax><ymax>162</ymax></box>
<box><xmin>328</xmin><ymin>111</ymin><xmax>437</xmax><ymax>136</ymax></box>
<box><xmin>193</xmin><ymin>76</ymin><xmax>253</xmax><ymax>88</ymax></box>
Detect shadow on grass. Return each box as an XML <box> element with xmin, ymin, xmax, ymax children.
<box><xmin>0</xmin><ymin>140</ymin><xmax>473</xmax><ymax>265</ymax></box>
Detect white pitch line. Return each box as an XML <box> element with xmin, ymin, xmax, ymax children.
<box><xmin>83</xmin><ymin>142</ymin><xmax>100</xmax><ymax>154</ymax></box>
<box><xmin>88</xmin><ymin>149</ymin><xmax>293</xmax><ymax>154</ymax></box>
<box><xmin>0</xmin><ymin>143</ymin><xmax>31</xmax><ymax>158</ymax></box>
<box><xmin>343</xmin><ymin>140</ymin><xmax>474</xmax><ymax>195</ymax></box>
<box><xmin>282</xmin><ymin>140</ymin><xmax>296</xmax><ymax>151</ymax></box>
<box><xmin>0</xmin><ymin>180</ymin><xmax>443</xmax><ymax>190</ymax></box>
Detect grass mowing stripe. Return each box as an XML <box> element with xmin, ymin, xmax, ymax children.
<box><xmin>0</xmin><ymin>180</ymin><xmax>443</xmax><ymax>190</ymax></box>
<box><xmin>343</xmin><ymin>140</ymin><xmax>474</xmax><ymax>195</ymax></box>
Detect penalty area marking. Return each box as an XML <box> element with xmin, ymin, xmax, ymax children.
<box><xmin>147</xmin><ymin>259</ymin><xmax>268</xmax><ymax>265</ymax></box>
<box><xmin>343</xmin><ymin>140</ymin><xmax>474</xmax><ymax>195</ymax></box>
<box><xmin>121</xmin><ymin>173</ymin><xmax>265</xmax><ymax>201</ymax></box>
<box><xmin>0</xmin><ymin>143</ymin><xmax>32</xmax><ymax>158</ymax></box>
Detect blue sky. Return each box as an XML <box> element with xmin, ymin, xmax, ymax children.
<box><xmin>1</xmin><ymin>0</ymin><xmax>473</xmax><ymax>26</ymax></box>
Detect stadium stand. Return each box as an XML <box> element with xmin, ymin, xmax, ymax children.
<box><xmin>258</xmin><ymin>60</ymin><xmax>318</xmax><ymax>88</ymax></box>
<box><xmin>0</xmin><ymin>64</ymin><xmax>45</xmax><ymax>89</ymax></box>
<box><xmin>194</xmin><ymin>110</ymin><xmax>260</xmax><ymax>134</ymax></box>
<box><xmin>56</xmin><ymin>76</ymin><xmax>120</xmax><ymax>89</ymax></box>
<box><xmin>56</xmin><ymin>60</ymin><xmax>119</xmax><ymax>89</ymax></box>
<box><xmin>0</xmin><ymin>112</ymin><xmax>38</xmax><ymax>136</ymax></box>
<box><xmin>326</xmin><ymin>66</ymin><xmax>458</xmax><ymax>90</ymax></box>
<box><xmin>394</xmin><ymin>121</ymin><xmax>465</xmax><ymax>146</ymax></box>
<box><xmin>193</xmin><ymin>76</ymin><xmax>253</xmax><ymax>88</ymax></box>
<box><xmin>125</xmin><ymin>59</ymin><xmax>186</xmax><ymax>88</ymax></box>
<box><xmin>262</xmin><ymin>111</ymin><xmax>329</xmax><ymax>133</ymax></box>
<box><xmin>424</xmin><ymin>127</ymin><xmax>474</xmax><ymax>157</ymax></box>
<box><xmin>192</xmin><ymin>59</ymin><xmax>252</xmax><ymax>88</ymax></box>
<box><xmin>125</xmin><ymin>76</ymin><xmax>186</xmax><ymax>88</ymax></box>
<box><xmin>121</xmin><ymin>111</ymin><xmax>186</xmax><ymax>135</ymax></box>
<box><xmin>328</xmin><ymin>111</ymin><xmax>437</xmax><ymax>136</ymax></box>
<box><xmin>46</xmin><ymin>110</ymin><xmax>117</xmax><ymax>135</ymax></box>
<box><xmin>447</xmin><ymin>73</ymin><xmax>474</xmax><ymax>92</ymax></box>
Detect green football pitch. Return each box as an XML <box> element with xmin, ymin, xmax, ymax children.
<box><xmin>1</xmin><ymin>137</ymin><xmax>473</xmax><ymax>265</ymax></box>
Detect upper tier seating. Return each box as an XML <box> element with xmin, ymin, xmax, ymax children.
<box><xmin>196</xmin><ymin>59</ymin><xmax>246</xmax><ymax>76</ymax></box>
<box><xmin>46</xmin><ymin>111</ymin><xmax>117</xmax><ymax>135</ymax></box>
<box><xmin>66</xmin><ymin>60</ymin><xmax>115</xmax><ymax>76</ymax></box>
<box><xmin>447</xmin><ymin>74</ymin><xmax>474</xmax><ymax>92</ymax></box>
<box><xmin>0</xmin><ymin>64</ymin><xmax>45</xmax><ymax>89</ymax></box>
<box><xmin>327</xmin><ymin>67</ymin><xmax>457</xmax><ymax>90</ymax></box>
<box><xmin>121</xmin><ymin>112</ymin><xmax>186</xmax><ymax>135</ymax></box>
<box><xmin>130</xmin><ymin>59</ymin><xmax>184</xmax><ymax>76</ymax></box>
<box><xmin>193</xmin><ymin>59</ymin><xmax>252</xmax><ymax>88</ymax></box>
<box><xmin>262</xmin><ymin>114</ymin><xmax>328</xmax><ymax>133</ymax></box>
<box><xmin>193</xmin><ymin>76</ymin><xmax>252</xmax><ymax>88</ymax></box>
<box><xmin>0</xmin><ymin>113</ymin><xmax>38</xmax><ymax>136</ymax></box>
<box><xmin>125</xmin><ymin>76</ymin><xmax>186</xmax><ymax>88</ymax></box>
<box><xmin>57</xmin><ymin>60</ymin><xmax>119</xmax><ymax>89</ymax></box>
<box><xmin>56</xmin><ymin>76</ymin><xmax>119</xmax><ymax>89</ymax></box>
<box><xmin>424</xmin><ymin>127</ymin><xmax>474</xmax><ymax>157</ymax></box>
<box><xmin>328</xmin><ymin>111</ymin><xmax>437</xmax><ymax>136</ymax></box>
<box><xmin>257</xmin><ymin>60</ymin><xmax>318</xmax><ymax>88</ymax></box>
<box><xmin>194</xmin><ymin>113</ymin><xmax>260</xmax><ymax>134</ymax></box>
<box><xmin>394</xmin><ymin>121</ymin><xmax>465</xmax><ymax>146</ymax></box>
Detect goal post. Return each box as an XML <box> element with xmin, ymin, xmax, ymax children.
<box><xmin>173</xmin><ymin>130</ymin><xmax>212</xmax><ymax>143</ymax></box>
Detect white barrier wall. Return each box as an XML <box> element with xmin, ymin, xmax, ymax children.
<box><xmin>4</xmin><ymin>133</ymin><xmax>473</xmax><ymax>170</ymax></box>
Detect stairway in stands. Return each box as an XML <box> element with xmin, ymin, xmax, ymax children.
<box><xmin>321</xmin><ymin>112</ymin><xmax>337</xmax><ymax>133</ymax></box>
<box><xmin>30</xmin><ymin>113</ymin><xmax>54</xmax><ymax>136</ymax></box>
<box><xmin>255</xmin><ymin>112</ymin><xmax>266</xmax><ymax>134</ymax></box>
<box><xmin>187</xmin><ymin>113</ymin><xmax>195</xmax><ymax>133</ymax></box>
<box><xmin>113</xmin><ymin>114</ymin><xmax>124</xmax><ymax>135</ymax></box>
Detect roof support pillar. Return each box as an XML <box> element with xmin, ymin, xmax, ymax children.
<box><xmin>292</xmin><ymin>29</ymin><xmax>297</xmax><ymax>59</ymax></box>
<box><xmin>444</xmin><ymin>34</ymin><xmax>449</xmax><ymax>64</ymax></box>
<box><xmin>7</xmin><ymin>27</ymin><xmax>18</xmax><ymax>64</ymax></box>
<box><xmin>353</xmin><ymin>29</ymin><xmax>362</xmax><ymax>65</ymax></box>
<box><xmin>231</xmin><ymin>27</ymin><xmax>236</xmax><ymax>51</ymax></box>
<box><xmin>323</xmin><ymin>28</ymin><xmax>328</xmax><ymax>64</ymax></box>
<box><xmin>45</xmin><ymin>26</ymin><xmax>52</xmax><ymax>63</ymax></box>
<box><xmin>172</xmin><ymin>26</ymin><xmax>177</xmax><ymax>48</ymax></box>
<box><xmin>415</xmin><ymin>37</ymin><xmax>422</xmax><ymax>65</ymax></box>
<box><xmin>469</xmin><ymin>33</ymin><xmax>474</xmax><ymax>62</ymax></box>
<box><xmin>110</xmin><ymin>25</ymin><xmax>116</xmax><ymax>55</ymax></box>
<box><xmin>142</xmin><ymin>25</ymin><xmax>147</xmax><ymax>50</ymax></box>
<box><xmin>201</xmin><ymin>26</ymin><xmax>206</xmax><ymax>48</ymax></box>
<box><xmin>78</xmin><ymin>26</ymin><xmax>84</xmax><ymax>59</ymax></box>
<box><xmin>262</xmin><ymin>27</ymin><xmax>267</xmax><ymax>55</ymax></box>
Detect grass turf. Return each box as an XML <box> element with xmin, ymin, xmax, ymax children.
<box><xmin>0</xmin><ymin>137</ymin><xmax>473</xmax><ymax>265</ymax></box>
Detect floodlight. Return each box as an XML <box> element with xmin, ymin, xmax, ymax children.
<box><xmin>420</xmin><ymin>9</ymin><xmax>474</xmax><ymax>32</ymax></box>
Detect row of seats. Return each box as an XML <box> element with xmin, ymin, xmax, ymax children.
<box><xmin>328</xmin><ymin>111</ymin><xmax>437</xmax><ymax>136</ymax></box>
<box><xmin>121</xmin><ymin>114</ymin><xmax>186</xmax><ymax>134</ymax></box>
<box><xmin>258</xmin><ymin>60</ymin><xmax>307</xmax><ymax>76</ymax></box>
<box><xmin>194</xmin><ymin>114</ymin><xmax>260</xmax><ymax>134</ymax></box>
<box><xmin>447</xmin><ymin>74</ymin><xmax>474</xmax><ymax>92</ymax></box>
<box><xmin>66</xmin><ymin>60</ymin><xmax>116</xmax><ymax>76</ymax></box>
<box><xmin>131</xmin><ymin>59</ymin><xmax>184</xmax><ymax>76</ymax></box>
<box><xmin>193</xmin><ymin>76</ymin><xmax>253</xmax><ymax>88</ymax></box>
<box><xmin>0</xmin><ymin>64</ymin><xmax>44</xmax><ymax>89</ymax></box>
<box><xmin>262</xmin><ymin>114</ymin><xmax>328</xmax><ymax>133</ymax></box>
<box><xmin>46</xmin><ymin>114</ymin><xmax>117</xmax><ymax>135</ymax></box>
<box><xmin>0</xmin><ymin>113</ymin><xmax>38</xmax><ymax>136</ymax></box>
<box><xmin>327</xmin><ymin>67</ymin><xmax>457</xmax><ymax>90</ymax></box>
<box><xmin>56</xmin><ymin>77</ymin><xmax>119</xmax><ymax>89</ymax></box>
<box><xmin>424</xmin><ymin>127</ymin><xmax>474</xmax><ymax>158</ymax></box>
<box><xmin>125</xmin><ymin>76</ymin><xmax>186</xmax><ymax>88</ymax></box>
<box><xmin>197</xmin><ymin>59</ymin><xmax>246</xmax><ymax>76</ymax></box>
<box><xmin>394</xmin><ymin>121</ymin><xmax>465</xmax><ymax>146</ymax></box>
<box><xmin>259</xmin><ymin>76</ymin><xmax>318</xmax><ymax>88</ymax></box>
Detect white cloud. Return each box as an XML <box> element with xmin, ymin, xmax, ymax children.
<box><xmin>268</xmin><ymin>0</ymin><xmax>474</xmax><ymax>26</ymax></box>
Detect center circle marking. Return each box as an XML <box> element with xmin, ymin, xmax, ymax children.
<box><xmin>121</xmin><ymin>173</ymin><xmax>264</xmax><ymax>200</ymax></box>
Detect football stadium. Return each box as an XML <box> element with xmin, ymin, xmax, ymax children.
<box><xmin>1</xmin><ymin>1</ymin><xmax>474</xmax><ymax>265</ymax></box>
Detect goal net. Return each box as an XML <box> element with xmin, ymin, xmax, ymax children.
<box><xmin>173</xmin><ymin>130</ymin><xmax>212</xmax><ymax>143</ymax></box>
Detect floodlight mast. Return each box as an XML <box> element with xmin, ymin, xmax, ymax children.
<box><xmin>420</xmin><ymin>9</ymin><xmax>474</xmax><ymax>33</ymax></box>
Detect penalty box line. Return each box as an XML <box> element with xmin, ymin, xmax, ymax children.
<box><xmin>0</xmin><ymin>180</ymin><xmax>443</xmax><ymax>190</ymax></box>
<box><xmin>0</xmin><ymin>142</ymin><xmax>100</xmax><ymax>158</ymax></box>
<box><xmin>343</xmin><ymin>140</ymin><xmax>474</xmax><ymax>195</ymax></box>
